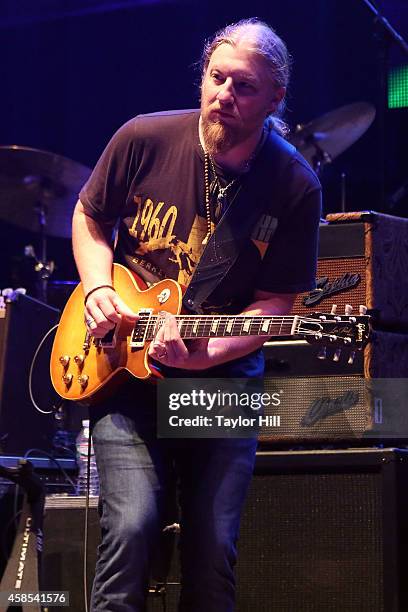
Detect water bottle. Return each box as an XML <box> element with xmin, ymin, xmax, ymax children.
<box><xmin>75</xmin><ymin>419</ymin><xmax>99</xmax><ymax>496</ymax></box>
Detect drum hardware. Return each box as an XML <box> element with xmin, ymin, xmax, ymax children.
<box><xmin>288</xmin><ymin>102</ymin><xmax>376</xmax><ymax>175</ymax></box>
<box><xmin>0</xmin><ymin>145</ymin><xmax>91</xmax><ymax>302</ymax></box>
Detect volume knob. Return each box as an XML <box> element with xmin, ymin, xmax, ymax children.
<box><xmin>59</xmin><ymin>355</ymin><xmax>70</xmax><ymax>368</ymax></box>
<box><xmin>78</xmin><ymin>374</ymin><xmax>89</xmax><ymax>388</ymax></box>
<box><xmin>62</xmin><ymin>373</ymin><xmax>73</xmax><ymax>386</ymax></box>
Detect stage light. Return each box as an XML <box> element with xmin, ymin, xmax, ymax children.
<box><xmin>389</xmin><ymin>64</ymin><xmax>408</xmax><ymax>109</ymax></box>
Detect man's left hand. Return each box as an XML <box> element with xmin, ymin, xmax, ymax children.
<box><xmin>148</xmin><ymin>312</ymin><xmax>210</xmax><ymax>369</ymax></box>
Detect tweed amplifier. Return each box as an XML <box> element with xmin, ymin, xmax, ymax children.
<box><xmin>293</xmin><ymin>211</ymin><xmax>408</xmax><ymax>330</ymax></box>
<box><xmin>260</xmin><ymin>330</ymin><xmax>408</xmax><ymax>445</ymax></box>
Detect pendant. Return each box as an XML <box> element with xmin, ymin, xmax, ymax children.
<box><xmin>217</xmin><ymin>190</ymin><xmax>226</xmax><ymax>205</ymax></box>
<box><xmin>216</xmin><ymin>191</ymin><xmax>225</xmax><ymax>220</ymax></box>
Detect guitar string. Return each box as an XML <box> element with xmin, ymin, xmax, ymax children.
<box><xmin>142</xmin><ymin>315</ymin><xmax>353</xmax><ymax>328</ymax></box>
<box><xmin>139</xmin><ymin>323</ymin><xmax>355</xmax><ymax>341</ymax></box>
<box><xmin>133</xmin><ymin>313</ymin><xmax>362</xmax><ymax>343</ymax></box>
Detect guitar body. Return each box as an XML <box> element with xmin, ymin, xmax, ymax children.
<box><xmin>50</xmin><ymin>264</ymin><xmax>182</xmax><ymax>403</ymax></box>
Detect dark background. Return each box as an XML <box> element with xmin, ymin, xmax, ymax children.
<box><xmin>0</xmin><ymin>0</ymin><xmax>407</xmax><ymax>294</ymax></box>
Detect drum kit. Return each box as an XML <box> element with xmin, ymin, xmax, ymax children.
<box><xmin>0</xmin><ymin>101</ymin><xmax>376</xmax><ymax>305</ymax></box>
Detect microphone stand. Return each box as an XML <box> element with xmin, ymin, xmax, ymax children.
<box><xmin>361</xmin><ymin>0</ymin><xmax>408</xmax><ymax>55</ymax></box>
<box><xmin>361</xmin><ymin>0</ymin><xmax>408</xmax><ymax>210</ymax></box>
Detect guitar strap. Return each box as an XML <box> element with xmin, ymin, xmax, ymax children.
<box><xmin>182</xmin><ymin>130</ymin><xmax>297</xmax><ymax>313</ymax></box>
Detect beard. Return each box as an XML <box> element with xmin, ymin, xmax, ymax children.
<box><xmin>200</xmin><ymin>110</ymin><xmax>240</xmax><ymax>156</ymax></box>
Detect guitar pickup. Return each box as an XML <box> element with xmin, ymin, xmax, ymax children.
<box><xmin>130</xmin><ymin>308</ymin><xmax>153</xmax><ymax>349</ymax></box>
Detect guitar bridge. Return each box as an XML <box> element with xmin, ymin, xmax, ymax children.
<box><xmin>130</xmin><ymin>309</ymin><xmax>154</xmax><ymax>349</ymax></box>
<box><xmin>97</xmin><ymin>325</ymin><xmax>117</xmax><ymax>349</ymax></box>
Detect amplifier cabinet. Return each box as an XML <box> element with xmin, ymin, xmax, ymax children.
<box><xmin>236</xmin><ymin>448</ymin><xmax>408</xmax><ymax>612</ymax></box>
<box><xmin>293</xmin><ymin>212</ymin><xmax>408</xmax><ymax>330</ymax></box>
<box><xmin>41</xmin><ymin>496</ymin><xmax>179</xmax><ymax>612</ymax></box>
<box><xmin>260</xmin><ymin>330</ymin><xmax>408</xmax><ymax>444</ymax></box>
<box><xmin>42</xmin><ymin>496</ymin><xmax>99</xmax><ymax>611</ymax></box>
<box><xmin>0</xmin><ymin>294</ymin><xmax>60</xmax><ymax>455</ymax></box>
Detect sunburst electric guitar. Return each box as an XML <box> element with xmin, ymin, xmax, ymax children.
<box><xmin>50</xmin><ymin>263</ymin><xmax>371</xmax><ymax>403</ymax></box>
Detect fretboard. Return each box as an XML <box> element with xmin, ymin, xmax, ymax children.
<box><xmin>144</xmin><ymin>315</ymin><xmax>299</xmax><ymax>340</ymax></box>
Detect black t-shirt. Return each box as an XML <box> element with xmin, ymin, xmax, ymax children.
<box><xmin>79</xmin><ymin>109</ymin><xmax>321</xmax><ymax>376</ymax></box>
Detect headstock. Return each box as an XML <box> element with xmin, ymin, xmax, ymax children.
<box><xmin>297</xmin><ymin>304</ymin><xmax>371</xmax><ymax>364</ymax></box>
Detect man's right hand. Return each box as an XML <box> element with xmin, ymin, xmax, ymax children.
<box><xmin>84</xmin><ymin>286</ymin><xmax>138</xmax><ymax>338</ymax></box>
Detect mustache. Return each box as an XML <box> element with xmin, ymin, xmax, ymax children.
<box><xmin>208</xmin><ymin>105</ymin><xmax>236</xmax><ymax>118</ymax></box>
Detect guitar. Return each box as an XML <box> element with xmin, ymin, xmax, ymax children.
<box><xmin>50</xmin><ymin>263</ymin><xmax>371</xmax><ymax>403</ymax></box>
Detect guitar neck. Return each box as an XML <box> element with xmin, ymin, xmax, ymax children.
<box><xmin>146</xmin><ymin>315</ymin><xmax>299</xmax><ymax>340</ymax></box>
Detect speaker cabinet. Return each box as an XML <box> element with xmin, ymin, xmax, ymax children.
<box><xmin>41</xmin><ymin>496</ymin><xmax>179</xmax><ymax>612</ymax></box>
<box><xmin>293</xmin><ymin>212</ymin><xmax>408</xmax><ymax>330</ymax></box>
<box><xmin>236</xmin><ymin>448</ymin><xmax>408</xmax><ymax>612</ymax></box>
<box><xmin>0</xmin><ymin>294</ymin><xmax>60</xmax><ymax>455</ymax></box>
<box><xmin>42</xmin><ymin>496</ymin><xmax>99</xmax><ymax>611</ymax></box>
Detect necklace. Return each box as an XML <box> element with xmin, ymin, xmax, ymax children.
<box><xmin>202</xmin><ymin>153</ymin><xmax>214</xmax><ymax>245</ymax></box>
<box><xmin>208</xmin><ymin>156</ymin><xmax>238</xmax><ymax>221</ymax></box>
<box><xmin>202</xmin><ymin>153</ymin><xmax>240</xmax><ymax>245</ymax></box>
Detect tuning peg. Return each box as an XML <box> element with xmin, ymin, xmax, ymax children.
<box><xmin>317</xmin><ymin>346</ymin><xmax>327</xmax><ymax>360</ymax></box>
<box><xmin>333</xmin><ymin>348</ymin><xmax>342</xmax><ymax>362</ymax></box>
<box><xmin>330</xmin><ymin>304</ymin><xmax>337</xmax><ymax>315</ymax></box>
<box><xmin>344</xmin><ymin>304</ymin><xmax>353</xmax><ymax>315</ymax></box>
<box><xmin>348</xmin><ymin>350</ymin><xmax>356</xmax><ymax>365</ymax></box>
<box><xmin>359</xmin><ymin>305</ymin><xmax>368</xmax><ymax>315</ymax></box>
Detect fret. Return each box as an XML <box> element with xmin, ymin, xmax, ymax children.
<box><xmin>216</xmin><ymin>318</ymin><xmax>228</xmax><ymax>336</ymax></box>
<box><xmin>231</xmin><ymin>320</ymin><xmax>243</xmax><ymax>335</ymax></box>
<box><xmin>181</xmin><ymin>318</ymin><xmax>198</xmax><ymax>338</ymax></box>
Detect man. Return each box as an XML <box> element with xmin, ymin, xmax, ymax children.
<box><xmin>73</xmin><ymin>18</ymin><xmax>321</xmax><ymax>611</ymax></box>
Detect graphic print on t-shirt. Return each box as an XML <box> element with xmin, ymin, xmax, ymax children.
<box><xmin>128</xmin><ymin>194</ymin><xmax>207</xmax><ymax>286</ymax></box>
<box><xmin>251</xmin><ymin>213</ymin><xmax>278</xmax><ymax>259</ymax></box>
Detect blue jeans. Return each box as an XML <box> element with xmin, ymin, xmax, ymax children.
<box><xmin>90</xmin><ymin>386</ymin><xmax>257</xmax><ymax>612</ymax></box>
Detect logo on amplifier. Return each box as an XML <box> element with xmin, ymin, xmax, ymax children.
<box><xmin>301</xmin><ymin>391</ymin><xmax>359</xmax><ymax>427</ymax></box>
<box><xmin>303</xmin><ymin>273</ymin><xmax>361</xmax><ymax>306</ymax></box>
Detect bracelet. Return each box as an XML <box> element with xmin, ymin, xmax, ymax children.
<box><xmin>84</xmin><ymin>284</ymin><xmax>115</xmax><ymax>305</ymax></box>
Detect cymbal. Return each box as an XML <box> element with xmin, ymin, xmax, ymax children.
<box><xmin>0</xmin><ymin>145</ymin><xmax>91</xmax><ymax>238</ymax></box>
<box><xmin>289</xmin><ymin>102</ymin><xmax>376</xmax><ymax>168</ymax></box>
